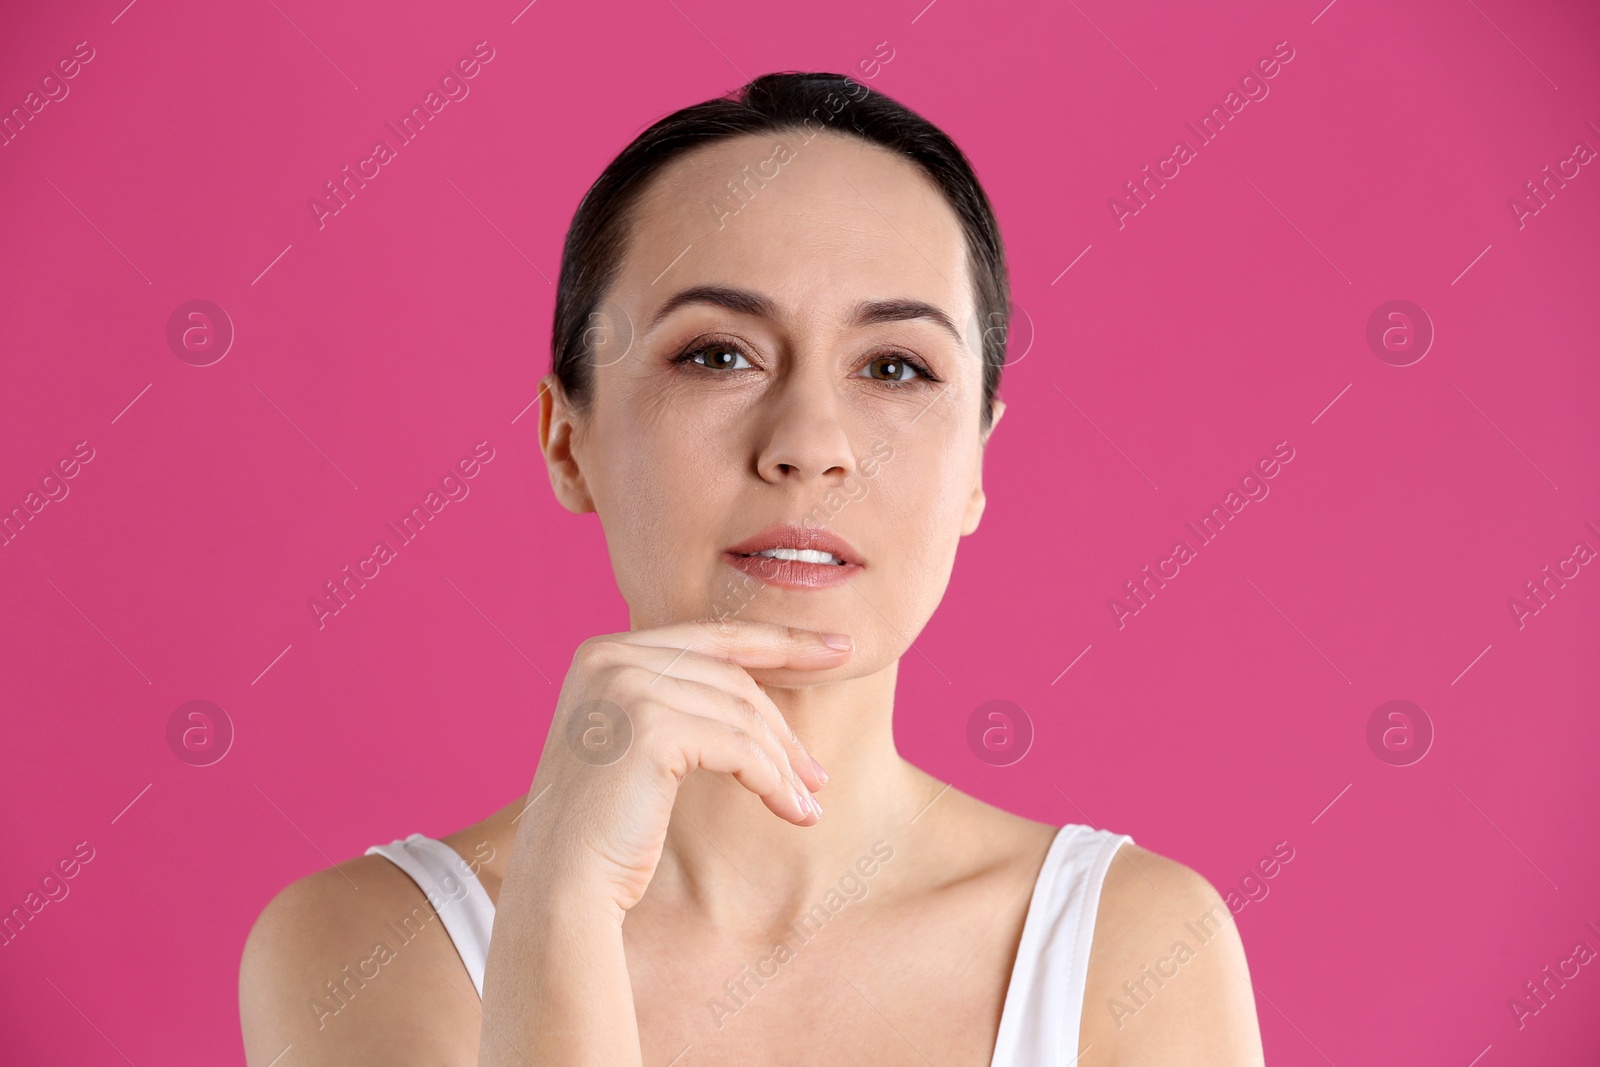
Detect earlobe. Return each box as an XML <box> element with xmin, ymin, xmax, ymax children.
<box><xmin>539</xmin><ymin>376</ymin><xmax>596</xmax><ymax>514</ymax></box>
<box><xmin>961</xmin><ymin>484</ymin><xmax>987</xmax><ymax>536</ymax></box>
<box><xmin>985</xmin><ymin>397</ymin><xmax>1007</xmax><ymax>440</ymax></box>
<box><xmin>962</xmin><ymin>397</ymin><xmax>1003</xmax><ymax>535</ymax></box>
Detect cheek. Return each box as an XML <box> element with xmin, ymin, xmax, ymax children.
<box><xmin>591</xmin><ymin>426</ymin><xmax>740</xmax><ymax>621</ymax></box>
<box><xmin>590</xmin><ymin>389</ymin><xmax>713</xmax><ymax>516</ymax></box>
<box><xmin>908</xmin><ymin>442</ymin><xmax>980</xmax><ymax>527</ymax></box>
<box><xmin>866</xmin><ymin>450</ymin><xmax>969</xmax><ymax>588</ymax></box>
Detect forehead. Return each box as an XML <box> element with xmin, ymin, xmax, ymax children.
<box><xmin>615</xmin><ymin>131</ymin><xmax>975</xmax><ymax>331</ymax></box>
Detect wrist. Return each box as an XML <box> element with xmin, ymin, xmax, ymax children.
<box><xmin>500</xmin><ymin>831</ymin><xmax>628</xmax><ymax>927</ymax></box>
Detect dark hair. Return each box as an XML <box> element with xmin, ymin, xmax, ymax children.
<box><xmin>550</xmin><ymin>71</ymin><xmax>1011</xmax><ymax>433</ymax></box>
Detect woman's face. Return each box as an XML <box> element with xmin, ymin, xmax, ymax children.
<box><xmin>541</xmin><ymin>130</ymin><xmax>1005</xmax><ymax>680</ymax></box>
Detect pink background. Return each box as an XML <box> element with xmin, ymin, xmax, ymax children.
<box><xmin>2</xmin><ymin>0</ymin><xmax>1597</xmax><ymax>1062</ymax></box>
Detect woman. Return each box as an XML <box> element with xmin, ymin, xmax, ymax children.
<box><xmin>240</xmin><ymin>71</ymin><xmax>1265</xmax><ymax>1065</ymax></box>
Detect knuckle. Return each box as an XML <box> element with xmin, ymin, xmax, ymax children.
<box><xmin>576</xmin><ymin>636</ymin><xmax>624</xmax><ymax>668</ymax></box>
<box><xmin>732</xmin><ymin>725</ymin><xmax>765</xmax><ymax>764</ymax></box>
<box><xmin>731</xmin><ymin>670</ymin><xmax>766</xmax><ymax>701</ymax></box>
<box><xmin>627</xmin><ymin>700</ymin><xmax>668</xmax><ymax>746</ymax></box>
<box><xmin>716</xmin><ymin>661</ymin><xmax>755</xmax><ymax>695</ymax></box>
<box><xmin>613</xmin><ymin>662</ymin><xmax>657</xmax><ymax>693</ymax></box>
<box><xmin>631</xmin><ymin>696</ymin><xmax>668</xmax><ymax>724</ymax></box>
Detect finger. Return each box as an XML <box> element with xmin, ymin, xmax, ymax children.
<box><xmin>619</xmin><ymin>618</ymin><xmax>854</xmax><ymax>673</ymax></box>
<box><xmin>633</xmin><ymin>670</ymin><xmax>820</xmax><ymax>803</ymax></box>
<box><xmin>666</xmin><ymin>706</ymin><xmax>818</xmax><ymax>825</ymax></box>
<box><xmin>604</xmin><ymin>644</ymin><xmax>827</xmax><ymax>792</ymax></box>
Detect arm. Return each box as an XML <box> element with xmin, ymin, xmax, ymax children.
<box><xmin>1080</xmin><ymin>843</ymin><xmax>1265</xmax><ymax>1066</ymax></box>
<box><xmin>239</xmin><ymin>856</ymin><xmax>483</xmax><ymax>1066</ymax></box>
<box><xmin>472</xmin><ymin>821</ymin><xmax>638</xmax><ymax>1066</ymax></box>
<box><xmin>472</xmin><ymin>622</ymin><xmax>842</xmax><ymax>1065</ymax></box>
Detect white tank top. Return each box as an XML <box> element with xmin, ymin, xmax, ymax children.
<box><xmin>367</xmin><ymin>822</ymin><xmax>1132</xmax><ymax>1065</ymax></box>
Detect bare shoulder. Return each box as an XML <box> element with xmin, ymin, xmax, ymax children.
<box><xmin>239</xmin><ymin>852</ymin><xmax>481</xmax><ymax>1067</ymax></box>
<box><xmin>1078</xmin><ymin>842</ymin><xmax>1264</xmax><ymax>1067</ymax></box>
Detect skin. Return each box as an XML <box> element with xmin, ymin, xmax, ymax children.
<box><xmin>240</xmin><ymin>129</ymin><xmax>1264</xmax><ymax>1066</ymax></box>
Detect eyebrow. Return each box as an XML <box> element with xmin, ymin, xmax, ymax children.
<box><xmin>644</xmin><ymin>285</ymin><xmax>967</xmax><ymax>350</ymax></box>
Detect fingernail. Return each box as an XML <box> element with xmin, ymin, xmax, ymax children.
<box><xmin>811</xmin><ymin>755</ymin><xmax>829</xmax><ymax>785</ymax></box>
<box><xmin>820</xmin><ymin>633</ymin><xmax>853</xmax><ymax>650</ymax></box>
<box><xmin>794</xmin><ymin>785</ymin><xmax>815</xmax><ymax>817</ymax></box>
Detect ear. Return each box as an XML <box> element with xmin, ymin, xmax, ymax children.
<box><xmin>539</xmin><ymin>374</ymin><xmax>596</xmax><ymax>514</ymax></box>
<box><xmin>960</xmin><ymin>397</ymin><xmax>1005</xmax><ymax>536</ymax></box>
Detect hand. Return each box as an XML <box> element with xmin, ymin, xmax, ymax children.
<box><xmin>514</xmin><ymin>619</ymin><xmax>849</xmax><ymax>914</ymax></box>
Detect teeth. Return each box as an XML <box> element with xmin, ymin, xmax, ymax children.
<box><xmin>747</xmin><ymin>547</ymin><xmax>844</xmax><ymax>565</ymax></box>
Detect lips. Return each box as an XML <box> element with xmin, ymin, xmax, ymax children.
<box><xmin>723</xmin><ymin>523</ymin><xmax>866</xmax><ymax>590</ymax></box>
<box><xmin>724</xmin><ymin>523</ymin><xmax>865</xmax><ymax>567</ymax></box>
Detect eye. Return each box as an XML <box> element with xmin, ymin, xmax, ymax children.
<box><xmin>671</xmin><ymin>339</ymin><xmax>754</xmax><ymax>371</ymax></box>
<box><xmin>858</xmin><ymin>353</ymin><xmax>938</xmax><ymax>387</ymax></box>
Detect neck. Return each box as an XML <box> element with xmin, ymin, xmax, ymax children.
<box><xmin>648</xmin><ymin>658</ymin><xmax>936</xmax><ymax>935</ymax></box>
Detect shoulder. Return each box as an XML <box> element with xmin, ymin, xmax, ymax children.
<box><xmin>238</xmin><ymin>851</ymin><xmax>481</xmax><ymax>1066</ymax></box>
<box><xmin>1078</xmin><ymin>841</ymin><xmax>1264</xmax><ymax>1066</ymax></box>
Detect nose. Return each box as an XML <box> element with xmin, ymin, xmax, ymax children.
<box><xmin>753</xmin><ymin>363</ymin><xmax>858</xmax><ymax>484</ymax></box>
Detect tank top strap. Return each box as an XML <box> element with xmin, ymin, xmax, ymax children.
<box><xmin>366</xmin><ymin>833</ymin><xmax>495</xmax><ymax>998</ymax></box>
<box><xmin>990</xmin><ymin>824</ymin><xmax>1135</xmax><ymax>1066</ymax></box>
